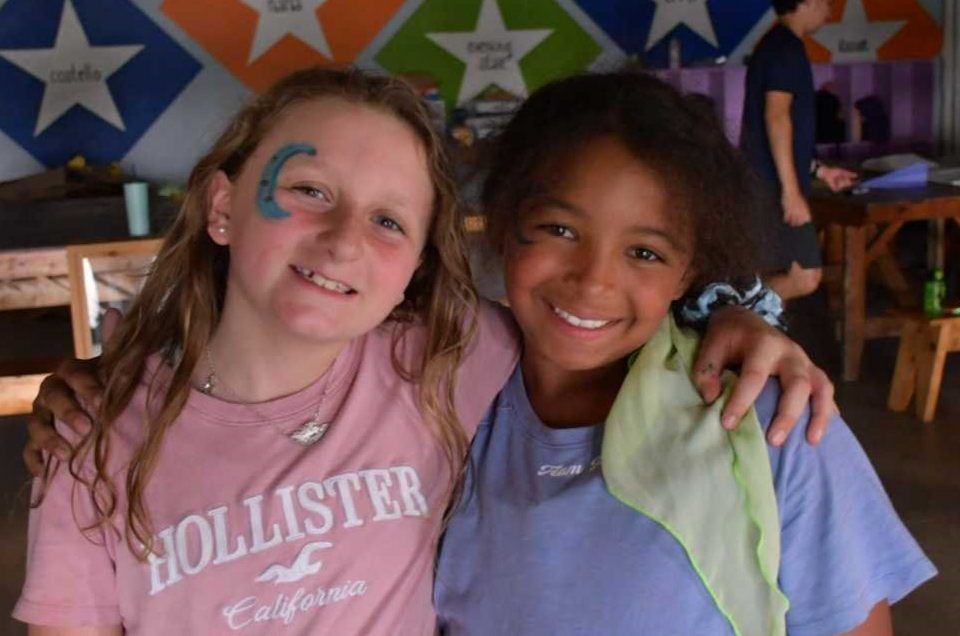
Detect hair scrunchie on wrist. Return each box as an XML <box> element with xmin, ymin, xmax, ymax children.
<box><xmin>677</xmin><ymin>277</ymin><xmax>786</xmax><ymax>331</ymax></box>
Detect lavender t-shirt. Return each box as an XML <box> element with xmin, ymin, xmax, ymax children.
<box><xmin>435</xmin><ymin>369</ymin><xmax>936</xmax><ymax>635</ymax></box>
<box><xmin>15</xmin><ymin>301</ymin><xmax>519</xmax><ymax>635</ymax></box>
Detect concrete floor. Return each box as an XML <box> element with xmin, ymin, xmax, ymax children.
<box><xmin>1</xmin><ymin>292</ymin><xmax>959</xmax><ymax>634</ymax></box>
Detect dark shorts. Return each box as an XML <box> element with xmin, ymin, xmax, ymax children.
<box><xmin>752</xmin><ymin>186</ymin><xmax>823</xmax><ymax>272</ymax></box>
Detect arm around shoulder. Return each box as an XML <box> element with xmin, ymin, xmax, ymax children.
<box><xmin>453</xmin><ymin>300</ymin><xmax>521</xmax><ymax>434</ymax></box>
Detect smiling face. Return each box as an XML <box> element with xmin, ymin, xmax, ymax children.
<box><xmin>504</xmin><ymin>136</ymin><xmax>693</xmax><ymax>378</ymax></box>
<box><xmin>208</xmin><ymin>97</ymin><xmax>434</xmax><ymax>347</ymax></box>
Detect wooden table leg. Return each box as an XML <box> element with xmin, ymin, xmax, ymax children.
<box><xmin>843</xmin><ymin>226</ymin><xmax>867</xmax><ymax>381</ymax></box>
<box><xmin>888</xmin><ymin>321</ymin><xmax>919</xmax><ymax>412</ymax></box>
<box><xmin>915</xmin><ymin>323</ymin><xmax>947</xmax><ymax>422</ymax></box>
<box><xmin>865</xmin><ymin>222</ymin><xmax>915</xmax><ymax>308</ymax></box>
<box><xmin>824</xmin><ymin>224</ymin><xmax>844</xmax><ymax>264</ymax></box>
<box><xmin>872</xmin><ymin>245</ymin><xmax>917</xmax><ymax>308</ymax></box>
<box><xmin>822</xmin><ymin>224</ymin><xmax>844</xmax><ymax>314</ymax></box>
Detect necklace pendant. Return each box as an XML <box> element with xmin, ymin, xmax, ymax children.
<box><xmin>289</xmin><ymin>417</ymin><xmax>330</xmax><ymax>447</ymax></box>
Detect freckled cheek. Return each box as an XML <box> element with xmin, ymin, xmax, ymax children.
<box><xmin>226</xmin><ymin>221</ymin><xmax>307</xmax><ymax>289</ymax></box>
<box><xmin>244</xmin><ymin>226</ymin><xmax>296</xmax><ymax>265</ymax></box>
<box><xmin>368</xmin><ymin>239</ymin><xmax>422</xmax><ymax>293</ymax></box>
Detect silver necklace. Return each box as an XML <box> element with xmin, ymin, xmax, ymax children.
<box><xmin>200</xmin><ymin>348</ymin><xmax>331</xmax><ymax>447</ymax></box>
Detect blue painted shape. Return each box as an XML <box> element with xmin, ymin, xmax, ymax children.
<box><xmin>257</xmin><ymin>143</ymin><xmax>317</xmax><ymax>220</ymax></box>
<box><xmin>574</xmin><ymin>0</ymin><xmax>771</xmax><ymax>68</ymax></box>
<box><xmin>0</xmin><ymin>0</ymin><xmax>201</xmax><ymax>167</ymax></box>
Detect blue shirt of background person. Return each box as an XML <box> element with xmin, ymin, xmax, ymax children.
<box><xmin>741</xmin><ymin>23</ymin><xmax>815</xmax><ymax>195</ymax></box>
<box><xmin>435</xmin><ymin>372</ymin><xmax>935</xmax><ymax>635</ymax></box>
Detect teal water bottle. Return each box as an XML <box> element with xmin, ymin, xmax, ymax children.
<box><xmin>923</xmin><ymin>269</ymin><xmax>946</xmax><ymax>316</ymax></box>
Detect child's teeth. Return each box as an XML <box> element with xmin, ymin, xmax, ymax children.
<box><xmin>552</xmin><ymin>306</ymin><xmax>611</xmax><ymax>330</ymax></box>
<box><xmin>294</xmin><ymin>266</ymin><xmax>353</xmax><ymax>294</ymax></box>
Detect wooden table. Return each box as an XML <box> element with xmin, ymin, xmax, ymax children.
<box><xmin>0</xmin><ymin>246</ymin><xmax>71</xmax><ymax>311</ymax></box>
<box><xmin>0</xmin><ymin>247</ymin><xmax>68</xmax><ymax>414</ymax></box>
<box><xmin>811</xmin><ymin>182</ymin><xmax>960</xmax><ymax>381</ymax></box>
<box><xmin>0</xmin><ymin>237</ymin><xmax>166</xmax><ymax>415</ymax></box>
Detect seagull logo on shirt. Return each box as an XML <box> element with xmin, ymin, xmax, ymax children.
<box><xmin>255</xmin><ymin>541</ymin><xmax>333</xmax><ymax>584</ymax></box>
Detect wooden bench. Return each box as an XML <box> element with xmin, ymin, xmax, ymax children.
<box><xmin>0</xmin><ymin>358</ymin><xmax>59</xmax><ymax>416</ymax></box>
<box><xmin>888</xmin><ymin>313</ymin><xmax>960</xmax><ymax>422</ymax></box>
<box><xmin>0</xmin><ymin>373</ymin><xmax>48</xmax><ymax>416</ymax></box>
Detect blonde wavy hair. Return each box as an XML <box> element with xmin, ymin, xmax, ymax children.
<box><xmin>40</xmin><ymin>68</ymin><xmax>478</xmax><ymax>559</ymax></box>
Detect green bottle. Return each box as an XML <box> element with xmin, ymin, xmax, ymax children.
<box><xmin>923</xmin><ymin>269</ymin><xmax>946</xmax><ymax>316</ymax></box>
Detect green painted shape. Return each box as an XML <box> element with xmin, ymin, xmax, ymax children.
<box><xmin>376</xmin><ymin>0</ymin><xmax>601</xmax><ymax>109</ymax></box>
<box><xmin>497</xmin><ymin>0</ymin><xmax>599</xmax><ymax>94</ymax></box>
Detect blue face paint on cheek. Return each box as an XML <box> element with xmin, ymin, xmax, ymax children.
<box><xmin>257</xmin><ymin>143</ymin><xmax>317</xmax><ymax>220</ymax></box>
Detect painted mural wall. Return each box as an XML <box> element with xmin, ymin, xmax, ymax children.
<box><xmin>0</xmin><ymin>0</ymin><xmax>945</xmax><ymax>183</ymax></box>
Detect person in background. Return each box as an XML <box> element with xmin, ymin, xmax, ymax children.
<box><xmin>852</xmin><ymin>95</ymin><xmax>891</xmax><ymax>144</ymax></box>
<box><xmin>741</xmin><ymin>0</ymin><xmax>858</xmax><ymax>301</ymax></box>
<box><xmin>815</xmin><ymin>86</ymin><xmax>846</xmax><ymax>144</ymax></box>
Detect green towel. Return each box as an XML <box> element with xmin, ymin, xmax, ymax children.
<box><xmin>602</xmin><ymin>315</ymin><xmax>789</xmax><ymax>636</ymax></box>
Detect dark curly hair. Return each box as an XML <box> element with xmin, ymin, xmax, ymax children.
<box><xmin>482</xmin><ymin>70</ymin><xmax>759</xmax><ymax>296</ymax></box>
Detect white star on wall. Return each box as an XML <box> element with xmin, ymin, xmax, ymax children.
<box><xmin>241</xmin><ymin>0</ymin><xmax>332</xmax><ymax>64</ymax></box>
<box><xmin>646</xmin><ymin>0</ymin><xmax>719</xmax><ymax>51</ymax></box>
<box><xmin>0</xmin><ymin>0</ymin><xmax>143</xmax><ymax>136</ymax></box>
<box><xmin>427</xmin><ymin>0</ymin><xmax>552</xmax><ymax>105</ymax></box>
<box><xmin>811</xmin><ymin>0</ymin><xmax>906</xmax><ymax>63</ymax></box>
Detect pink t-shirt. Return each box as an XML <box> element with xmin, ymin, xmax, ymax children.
<box><xmin>15</xmin><ymin>301</ymin><xmax>519</xmax><ymax>635</ymax></box>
